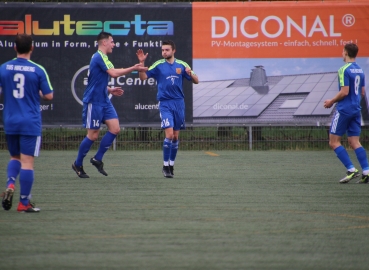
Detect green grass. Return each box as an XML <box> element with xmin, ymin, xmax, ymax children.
<box><xmin>1</xmin><ymin>150</ymin><xmax>369</xmax><ymax>269</ymax></box>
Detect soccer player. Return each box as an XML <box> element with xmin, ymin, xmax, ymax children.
<box><xmin>324</xmin><ymin>43</ymin><xmax>369</xmax><ymax>184</ymax></box>
<box><xmin>72</xmin><ymin>31</ymin><xmax>147</xmax><ymax>178</ymax></box>
<box><xmin>0</xmin><ymin>34</ymin><xmax>53</xmax><ymax>212</ymax></box>
<box><xmin>136</xmin><ymin>40</ymin><xmax>199</xmax><ymax>178</ymax></box>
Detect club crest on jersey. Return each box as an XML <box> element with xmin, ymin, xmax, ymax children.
<box><xmin>176</xmin><ymin>68</ymin><xmax>181</xmax><ymax>74</ymax></box>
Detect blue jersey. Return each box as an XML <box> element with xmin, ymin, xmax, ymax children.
<box><xmin>336</xmin><ymin>62</ymin><xmax>365</xmax><ymax>114</ymax></box>
<box><xmin>83</xmin><ymin>50</ymin><xmax>114</xmax><ymax>105</ymax></box>
<box><xmin>0</xmin><ymin>58</ymin><xmax>53</xmax><ymax>136</ymax></box>
<box><xmin>146</xmin><ymin>58</ymin><xmax>192</xmax><ymax>101</ymax></box>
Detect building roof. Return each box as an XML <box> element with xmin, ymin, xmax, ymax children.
<box><xmin>193</xmin><ymin>70</ymin><xmax>342</xmax><ymax>126</ymax></box>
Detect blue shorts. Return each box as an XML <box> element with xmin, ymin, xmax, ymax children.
<box><xmin>6</xmin><ymin>134</ymin><xmax>41</xmax><ymax>157</ymax></box>
<box><xmin>159</xmin><ymin>99</ymin><xmax>185</xmax><ymax>130</ymax></box>
<box><xmin>330</xmin><ymin>110</ymin><xmax>361</xmax><ymax>137</ymax></box>
<box><xmin>82</xmin><ymin>102</ymin><xmax>118</xmax><ymax>130</ymax></box>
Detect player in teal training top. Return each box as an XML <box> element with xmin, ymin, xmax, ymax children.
<box><xmin>324</xmin><ymin>43</ymin><xmax>369</xmax><ymax>184</ymax></box>
<box><xmin>72</xmin><ymin>31</ymin><xmax>147</xmax><ymax>178</ymax></box>
<box><xmin>136</xmin><ymin>40</ymin><xmax>199</xmax><ymax>178</ymax></box>
<box><xmin>0</xmin><ymin>34</ymin><xmax>53</xmax><ymax>212</ymax></box>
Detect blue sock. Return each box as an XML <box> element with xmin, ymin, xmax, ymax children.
<box><xmin>334</xmin><ymin>146</ymin><xmax>354</xmax><ymax>170</ymax></box>
<box><xmin>19</xmin><ymin>169</ymin><xmax>34</xmax><ymax>206</ymax></box>
<box><xmin>170</xmin><ymin>140</ymin><xmax>179</xmax><ymax>163</ymax></box>
<box><xmin>75</xmin><ymin>136</ymin><xmax>94</xmax><ymax>166</ymax></box>
<box><xmin>355</xmin><ymin>147</ymin><xmax>369</xmax><ymax>171</ymax></box>
<box><xmin>95</xmin><ymin>131</ymin><xmax>116</xmax><ymax>161</ymax></box>
<box><xmin>6</xmin><ymin>159</ymin><xmax>21</xmax><ymax>187</ymax></box>
<box><xmin>163</xmin><ymin>138</ymin><xmax>172</xmax><ymax>163</ymax></box>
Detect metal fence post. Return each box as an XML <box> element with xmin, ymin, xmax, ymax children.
<box><xmin>249</xmin><ymin>126</ymin><xmax>252</xmax><ymax>150</ymax></box>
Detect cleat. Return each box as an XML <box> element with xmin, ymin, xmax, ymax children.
<box><xmin>339</xmin><ymin>169</ymin><xmax>360</xmax><ymax>183</ymax></box>
<box><xmin>1</xmin><ymin>184</ymin><xmax>15</xmax><ymax>211</ymax></box>
<box><xmin>72</xmin><ymin>162</ymin><xmax>89</xmax><ymax>178</ymax></box>
<box><xmin>162</xmin><ymin>166</ymin><xmax>173</xmax><ymax>178</ymax></box>
<box><xmin>356</xmin><ymin>174</ymin><xmax>369</xmax><ymax>184</ymax></box>
<box><xmin>17</xmin><ymin>202</ymin><xmax>40</xmax><ymax>213</ymax></box>
<box><xmin>169</xmin><ymin>165</ymin><xmax>174</xmax><ymax>177</ymax></box>
<box><xmin>90</xmin><ymin>157</ymin><xmax>108</xmax><ymax>176</ymax></box>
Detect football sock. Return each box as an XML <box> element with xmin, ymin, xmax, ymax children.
<box><xmin>170</xmin><ymin>140</ymin><xmax>179</xmax><ymax>164</ymax></box>
<box><xmin>163</xmin><ymin>138</ymin><xmax>172</xmax><ymax>164</ymax></box>
<box><xmin>334</xmin><ymin>145</ymin><xmax>354</xmax><ymax>170</ymax></box>
<box><xmin>19</xmin><ymin>169</ymin><xmax>34</xmax><ymax>206</ymax></box>
<box><xmin>354</xmin><ymin>147</ymin><xmax>369</xmax><ymax>171</ymax></box>
<box><xmin>95</xmin><ymin>131</ymin><xmax>117</xmax><ymax>161</ymax></box>
<box><xmin>6</xmin><ymin>159</ymin><xmax>21</xmax><ymax>187</ymax></box>
<box><xmin>75</xmin><ymin>136</ymin><xmax>94</xmax><ymax>166</ymax></box>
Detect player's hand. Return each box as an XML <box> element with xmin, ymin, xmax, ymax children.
<box><xmin>134</xmin><ymin>63</ymin><xmax>148</xmax><ymax>72</ymax></box>
<box><xmin>323</xmin><ymin>99</ymin><xmax>333</xmax><ymax>108</ymax></box>
<box><xmin>185</xmin><ymin>67</ymin><xmax>192</xmax><ymax>76</ymax></box>
<box><xmin>136</xmin><ymin>49</ymin><xmax>148</xmax><ymax>63</ymax></box>
<box><xmin>109</xmin><ymin>87</ymin><xmax>124</xmax><ymax>96</ymax></box>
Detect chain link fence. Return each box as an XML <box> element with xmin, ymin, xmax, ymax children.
<box><xmin>0</xmin><ymin>125</ymin><xmax>366</xmax><ymax>151</ymax></box>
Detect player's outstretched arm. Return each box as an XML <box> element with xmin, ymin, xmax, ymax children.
<box><xmin>107</xmin><ymin>64</ymin><xmax>147</xmax><ymax>78</ymax></box>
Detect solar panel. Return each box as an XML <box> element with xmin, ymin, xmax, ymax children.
<box><xmin>320</xmin><ymin>73</ymin><xmax>337</xmax><ymax>82</ymax></box>
<box><xmin>296</xmin><ymin>82</ymin><xmax>317</xmax><ymax>93</ymax></box>
<box><xmin>282</xmin><ymin>83</ymin><xmax>302</xmax><ymax>93</ymax></box>
<box><xmin>294</xmin><ymin>103</ymin><xmax>318</xmax><ymax>115</ymax></box>
<box><xmin>304</xmin><ymin>91</ymin><xmax>326</xmax><ymax>102</ymax></box>
<box><xmin>305</xmin><ymin>74</ymin><xmax>323</xmax><ymax>83</ymax></box>
<box><xmin>244</xmin><ymin>104</ymin><xmax>270</xmax><ymax>116</ymax></box>
<box><xmin>311</xmin><ymin>82</ymin><xmax>334</xmax><ymax>92</ymax></box>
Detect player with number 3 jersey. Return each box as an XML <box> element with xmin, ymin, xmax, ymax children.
<box><xmin>0</xmin><ymin>34</ymin><xmax>53</xmax><ymax>212</ymax></box>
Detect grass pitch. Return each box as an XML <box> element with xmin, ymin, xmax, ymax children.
<box><xmin>1</xmin><ymin>150</ymin><xmax>369</xmax><ymax>269</ymax></box>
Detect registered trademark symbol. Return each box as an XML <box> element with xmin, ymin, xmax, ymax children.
<box><xmin>342</xmin><ymin>14</ymin><xmax>355</xmax><ymax>27</ymax></box>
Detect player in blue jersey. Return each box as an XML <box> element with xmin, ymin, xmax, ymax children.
<box><xmin>0</xmin><ymin>34</ymin><xmax>53</xmax><ymax>212</ymax></box>
<box><xmin>324</xmin><ymin>43</ymin><xmax>369</xmax><ymax>184</ymax></box>
<box><xmin>136</xmin><ymin>40</ymin><xmax>199</xmax><ymax>178</ymax></box>
<box><xmin>72</xmin><ymin>32</ymin><xmax>147</xmax><ymax>178</ymax></box>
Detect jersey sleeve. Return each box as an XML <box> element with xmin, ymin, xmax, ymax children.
<box><xmin>180</xmin><ymin>61</ymin><xmax>192</xmax><ymax>81</ymax></box>
<box><xmin>343</xmin><ymin>69</ymin><xmax>350</xmax><ymax>87</ymax></box>
<box><xmin>146</xmin><ymin>65</ymin><xmax>158</xmax><ymax>79</ymax></box>
<box><xmin>363</xmin><ymin>74</ymin><xmax>365</xmax><ymax>87</ymax></box>
<box><xmin>338</xmin><ymin>65</ymin><xmax>349</xmax><ymax>87</ymax></box>
<box><xmin>97</xmin><ymin>53</ymin><xmax>114</xmax><ymax>72</ymax></box>
<box><xmin>38</xmin><ymin>67</ymin><xmax>53</xmax><ymax>95</ymax></box>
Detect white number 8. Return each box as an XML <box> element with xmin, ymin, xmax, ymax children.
<box><xmin>354</xmin><ymin>75</ymin><xmax>360</xmax><ymax>96</ymax></box>
<box><xmin>13</xmin><ymin>73</ymin><xmax>25</xmax><ymax>99</ymax></box>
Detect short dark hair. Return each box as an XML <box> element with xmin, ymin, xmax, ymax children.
<box><xmin>97</xmin><ymin>31</ymin><xmax>112</xmax><ymax>42</ymax></box>
<box><xmin>344</xmin><ymin>43</ymin><xmax>359</xmax><ymax>58</ymax></box>
<box><xmin>162</xmin><ymin>40</ymin><xmax>176</xmax><ymax>50</ymax></box>
<box><xmin>15</xmin><ymin>34</ymin><xmax>33</xmax><ymax>54</ymax></box>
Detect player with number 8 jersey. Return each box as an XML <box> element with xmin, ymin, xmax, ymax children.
<box><xmin>323</xmin><ymin>43</ymin><xmax>369</xmax><ymax>184</ymax></box>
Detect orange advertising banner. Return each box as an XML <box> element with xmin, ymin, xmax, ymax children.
<box><xmin>193</xmin><ymin>1</ymin><xmax>369</xmax><ymax>58</ymax></box>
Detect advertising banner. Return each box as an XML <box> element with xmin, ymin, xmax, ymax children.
<box><xmin>0</xmin><ymin>3</ymin><xmax>193</xmax><ymax>126</ymax></box>
<box><xmin>192</xmin><ymin>2</ymin><xmax>369</xmax><ymax>125</ymax></box>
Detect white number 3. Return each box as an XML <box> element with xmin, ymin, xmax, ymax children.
<box><xmin>13</xmin><ymin>73</ymin><xmax>25</xmax><ymax>99</ymax></box>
